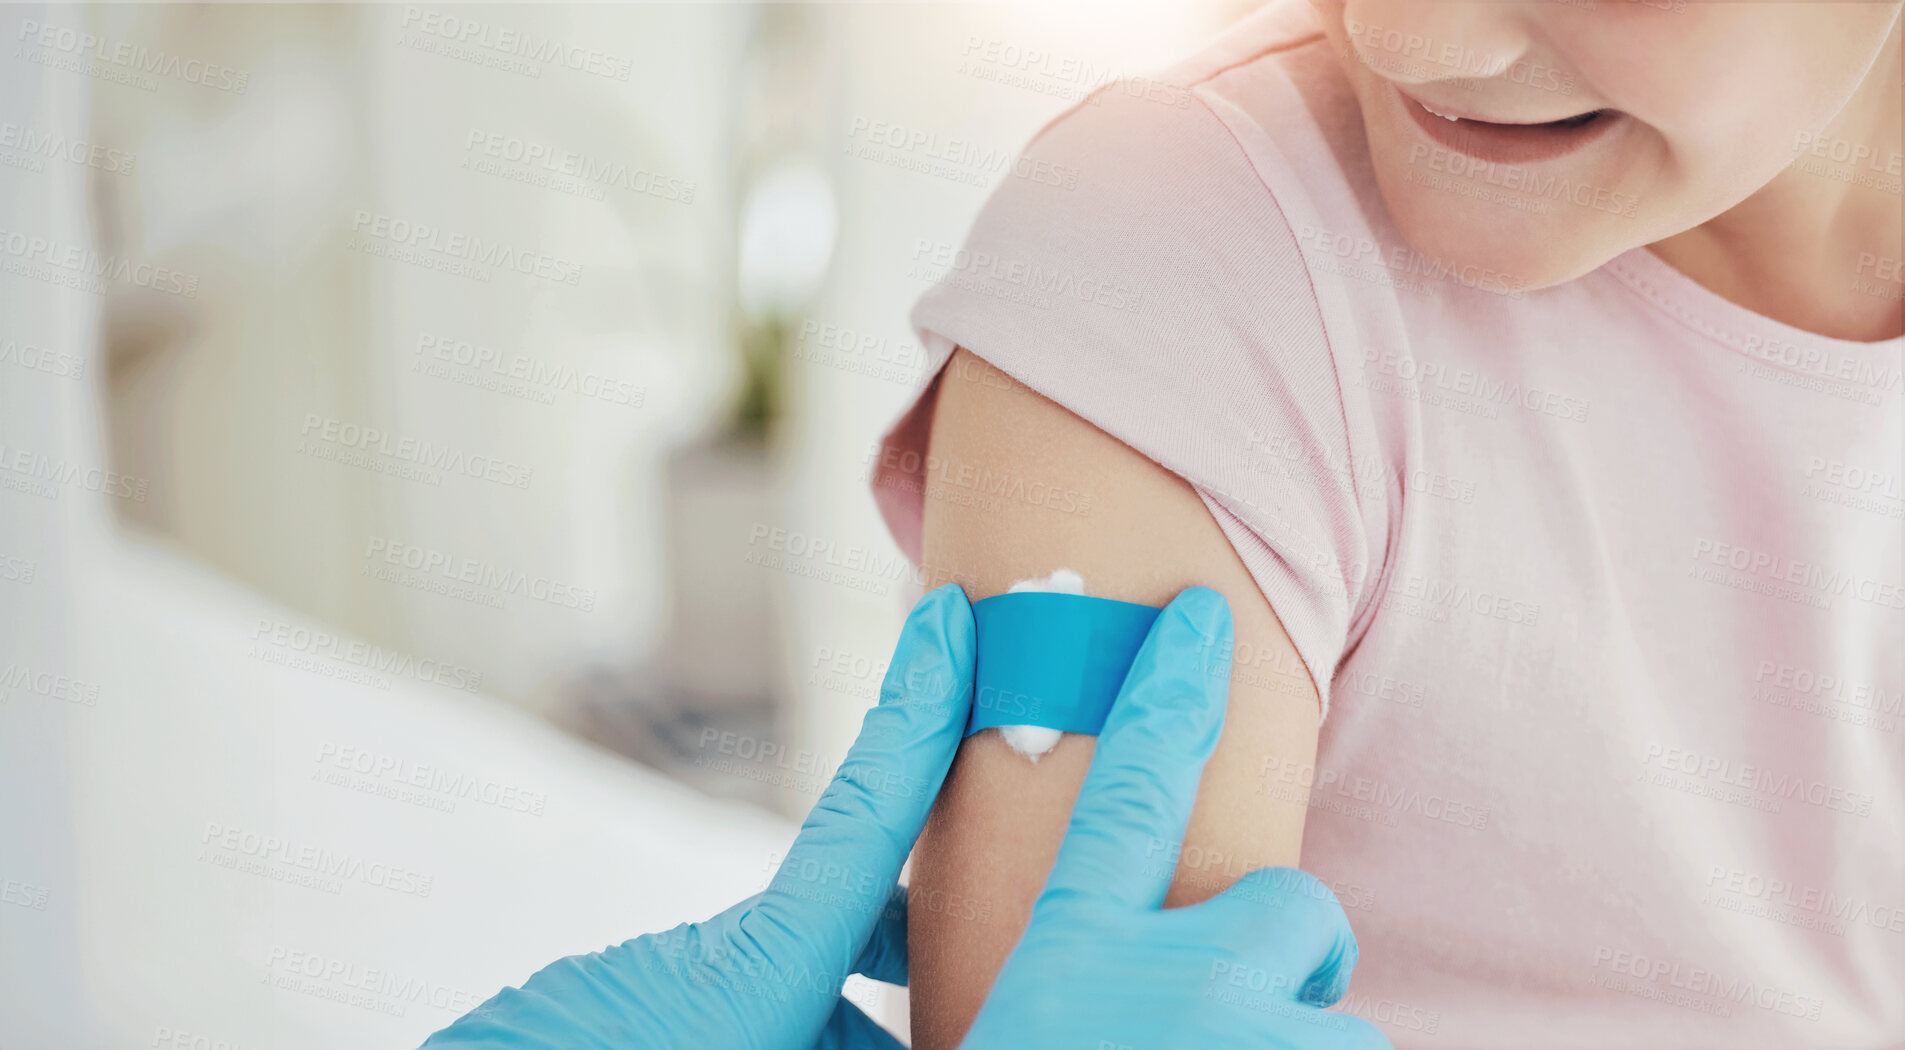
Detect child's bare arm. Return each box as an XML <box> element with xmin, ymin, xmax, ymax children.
<box><xmin>906</xmin><ymin>347</ymin><xmax>1327</xmax><ymax>1050</ymax></box>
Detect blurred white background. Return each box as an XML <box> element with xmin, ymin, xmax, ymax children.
<box><xmin>0</xmin><ymin>3</ymin><xmax>1243</xmax><ymax>1047</ymax></box>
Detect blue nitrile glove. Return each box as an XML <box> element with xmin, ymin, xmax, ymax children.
<box><xmin>960</xmin><ymin>586</ymin><xmax>1393</xmax><ymax>1050</ymax></box>
<box><xmin>420</xmin><ymin>583</ymin><xmax>977</xmax><ymax>1050</ymax></box>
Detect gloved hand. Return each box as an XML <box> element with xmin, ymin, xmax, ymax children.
<box><xmin>421</xmin><ymin>583</ymin><xmax>979</xmax><ymax>1050</ymax></box>
<box><xmin>422</xmin><ymin>584</ymin><xmax>1388</xmax><ymax>1050</ymax></box>
<box><xmin>960</xmin><ymin>586</ymin><xmax>1393</xmax><ymax>1050</ymax></box>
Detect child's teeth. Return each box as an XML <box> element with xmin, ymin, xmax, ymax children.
<box><xmin>1420</xmin><ymin>101</ymin><xmax>1460</xmax><ymax>122</ymax></box>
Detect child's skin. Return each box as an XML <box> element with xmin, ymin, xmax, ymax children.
<box><xmin>1317</xmin><ymin>0</ymin><xmax>1904</xmax><ymax>340</ymax></box>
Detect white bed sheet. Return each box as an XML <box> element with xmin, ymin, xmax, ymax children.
<box><xmin>2</xmin><ymin>530</ymin><xmax>802</xmax><ymax>1050</ymax></box>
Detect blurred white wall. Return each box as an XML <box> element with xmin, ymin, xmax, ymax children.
<box><xmin>31</xmin><ymin>1</ymin><xmax>1247</xmax><ymax>796</ymax></box>
<box><xmin>90</xmin><ymin>4</ymin><xmax>749</xmax><ymax>713</ymax></box>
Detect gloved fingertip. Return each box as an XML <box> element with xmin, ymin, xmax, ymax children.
<box><xmin>1169</xmin><ymin>586</ymin><xmax>1231</xmax><ymax>636</ymax></box>
<box><xmin>1158</xmin><ymin>586</ymin><xmax>1234</xmax><ymax>663</ymax></box>
<box><xmin>878</xmin><ymin>584</ymin><xmax>974</xmax><ymax>710</ymax></box>
<box><xmin>1297</xmin><ymin>929</ymin><xmax>1359</xmax><ymax>1008</ymax></box>
<box><xmin>917</xmin><ymin>583</ymin><xmax>973</xmax><ymax>629</ymax></box>
<box><xmin>1157</xmin><ymin>586</ymin><xmax>1234</xmax><ymax>697</ymax></box>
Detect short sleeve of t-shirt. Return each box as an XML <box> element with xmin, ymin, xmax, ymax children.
<box><xmin>871</xmin><ymin>78</ymin><xmax>1395</xmax><ymax>716</ymax></box>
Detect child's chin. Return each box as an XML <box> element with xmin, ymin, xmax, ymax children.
<box><xmin>1384</xmin><ymin>188</ymin><xmax>1617</xmax><ymax>295</ymax></box>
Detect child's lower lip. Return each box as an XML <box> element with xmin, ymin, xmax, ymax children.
<box><xmin>1397</xmin><ymin>85</ymin><xmax>1616</xmax><ymax>165</ymax></box>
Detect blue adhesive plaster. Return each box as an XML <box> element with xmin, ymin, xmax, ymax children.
<box><xmin>966</xmin><ymin>591</ymin><xmax>1162</xmax><ymax>739</ymax></box>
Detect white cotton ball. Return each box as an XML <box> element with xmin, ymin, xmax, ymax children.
<box><xmin>1007</xmin><ymin>568</ymin><xmax>1085</xmax><ymax>596</ymax></box>
<box><xmin>998</xmin><ymin>724</ymin><xmax>1064</xmax><ymax>761</ymax></box>
<box><xmin>991</xmin><ymin>568</ymin><xmax>1086</xmax><ymax>762</ymax></box>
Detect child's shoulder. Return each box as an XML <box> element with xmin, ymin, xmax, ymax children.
<box><xmin>1024</xmin><ymin>0</ymin><xmax>1380</xmax><ymax>247</ymax></box>
<box><xmin>1154</xmin><ymin>0</ymin><xmax>1338</xmax><ymax>92</ymax></box>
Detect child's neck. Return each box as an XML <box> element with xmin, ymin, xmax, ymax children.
<box><xmin>1652</xmin><ymin>40</ymin><xmax>1903</xmax><ymax>343</ymax></box>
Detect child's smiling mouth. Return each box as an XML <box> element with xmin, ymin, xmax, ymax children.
<box><xmin>1396</xmin><ymin>84</ymin><xmax>1617</xmax><ymax>165</ymax></box>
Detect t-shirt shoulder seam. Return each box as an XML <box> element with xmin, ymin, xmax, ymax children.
<box><xmin>1135</xmin><ymin>89</ymin><xmax>1363</xmax><ymax>636</ymax></box>
<box><xmin>1175</xmin><ymin>27</ymin><xmax>1327</xmax><ymax>91</ymax></box>
<box><xmin>1181</xmin><ymin>88</ymin><xmax>1331</xmax><ymax>346</ymax></box>
<box><xmin>1183</xmin><ymin>86</ymin><xmax>1390</xmax><ymax>643</ymax></box>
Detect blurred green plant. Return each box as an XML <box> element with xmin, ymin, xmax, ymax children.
<box><xmin>730</xmin><ymin>314</ymin><xmax>788</xmax><ymax>445</ymax></box>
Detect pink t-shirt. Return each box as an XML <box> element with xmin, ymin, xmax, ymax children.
<box><xmin>872</xmin><ymin>2</ymin><xmax>1905</xmax><ymax>1045</ymax></box>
